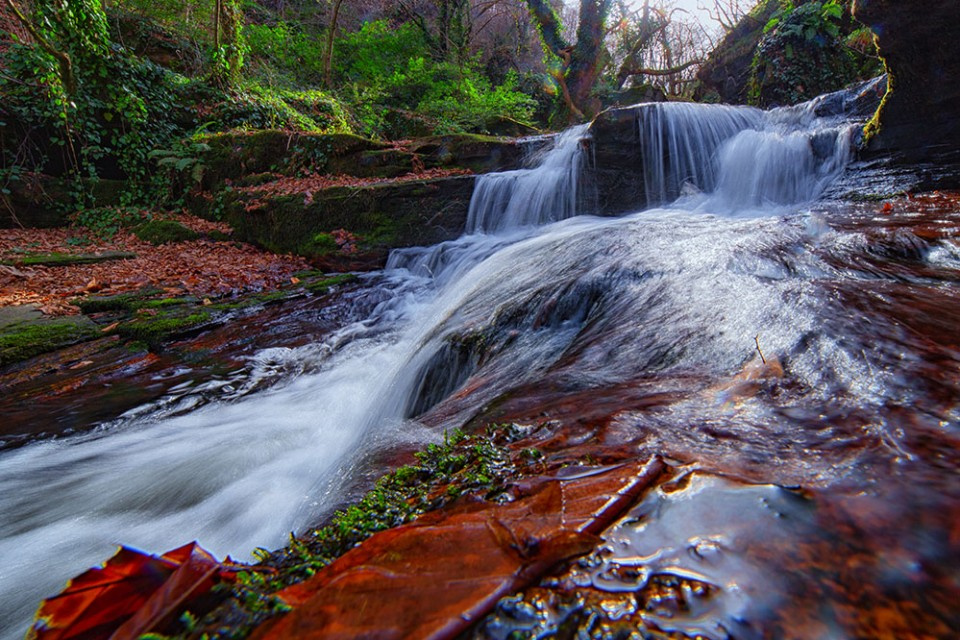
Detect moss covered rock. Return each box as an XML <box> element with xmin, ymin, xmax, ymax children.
<box><xmin>225</xmin><ymin>175</ymin><xmax>476</xmax><ymax>270</ymax></box>
<box><xmin>0</xmin><ymin>307</ymin><xmax>100</xmax><ymax>367</ymax></box>
<box><xmin>197</xmin><ymin>131</ymin><xmax>388</xmax><ymax>189</ymax></box>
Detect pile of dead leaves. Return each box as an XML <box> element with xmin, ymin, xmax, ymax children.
<box><xmin>0</xmin><ymin>213</ymin><xmax>309</xmax><ymax>316</ymax></box>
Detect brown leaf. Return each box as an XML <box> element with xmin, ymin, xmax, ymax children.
<box><xmin>28</xmin><ymin>543</ymin><xmax>237</xmax><ymax>640</ymax></box>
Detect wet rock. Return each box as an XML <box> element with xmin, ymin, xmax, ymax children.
<box><xmin>224</xmin><ymin>175</ymin><xmax>477</xmax><ymax>271</ymax></box>
<box><xmin>585</xmin><ymin>107</ymin><xmax>648</xmax><ymax>217</ymax></box>
<box><xmin>854</xmin><ymin>0</ymin><xmax>960</xmax><ymax>162</ymax></box>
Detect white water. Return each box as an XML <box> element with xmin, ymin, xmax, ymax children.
<box><xmin>0</xmin><ymin>94</ymin><xmax>879</xmax><ymax>640</ymax></box>
<box><xmin>639</xmin><ymin>99</ymin><xmax>856</xmax><ymax>210</ymax></box>
<box><xmin>465</xmin><ymin>124</ymin><xmax>589</xmax><ymax>233</ymax></box>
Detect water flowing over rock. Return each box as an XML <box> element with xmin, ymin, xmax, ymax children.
<box><xmin>2</xmin><ymin>86</ymin><xmax>959</xmax><ymax>640</ymax></box>
<box><xmin>589</xmin><ymin>79</ymin><xmax>880</xmax><ymax>215</ymax></box>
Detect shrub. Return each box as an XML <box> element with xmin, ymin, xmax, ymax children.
<box><xmin>332</xmin><ymin>22</ymin><xmax>536</xmax><ymax>139</ymax></box>
<box><xmin>748</xmin><ymin>0</ymin><xmax>864</xmax><ymax>106</ymax></box>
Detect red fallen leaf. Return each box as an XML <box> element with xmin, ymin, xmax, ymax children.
<box><xmin>83</xmin><ymin>278</ymin><xmax>105</xmax><ymax>293</ymax></box>
<box><xmin>100</xmin><ymin>322</ymin><xmax>120</xmax><ymax>333</ymax></box>
<box><xmin>882</xmin><ymin>202</ymin><xmax>894</xmax><ymax>214</ymax></box>
<box><xmin>257</xmin><ymin>458</ymin><xmax>665</xmax><ymax>640</ymax></box>
<box><xmin>29</xmin><ymin>542</ymin><xmax>239</xmax><ymax>640</ymax></box>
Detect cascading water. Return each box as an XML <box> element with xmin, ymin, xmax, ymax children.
<box><xmin>465</xmin><ymin>124</ymin><xmax>589</xmax><ymax>233</ymax></box>
<box><xmin>2</xmin><ymin>81</ymin><xmax>958</xmax><ymax>640</ymax></box>
<box><xmin>638</xmin><ymin>98</ymin><xmax>858</xmax><ymax>210</ymax></box>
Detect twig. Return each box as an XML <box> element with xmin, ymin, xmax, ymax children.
<box><xmin>754</xmin><ymin>334</ymin><xmax>766</xmax><ymax>365</ymax></box>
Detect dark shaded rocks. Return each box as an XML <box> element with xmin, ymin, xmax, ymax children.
<box><xmin>694</xmin><ymin>0</ymin><xmax>780</xmax><ymax>104</ymax></box>
<box><xmin>1</xmin><ymin>176</ymin><xmax>126</xmax><ymax>229</ymax></box>
<box><xmin>224</xmin><ymin>176</ymin><xmax>477</xmax><ymax>271</ymax></box>
<box><xmin>854</xmin><ymin>0</ymin><xmax>960</xmax><ymax>162</ymax></box>
<box><xmin>583</xmin><ymin>107</ymin><xmax>647</xmax><ymax>217</ymax></box>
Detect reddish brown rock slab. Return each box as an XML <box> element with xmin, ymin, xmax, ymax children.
<box><xmin>253</xmin><ymin>457</ymin><xmax>665</xmax><ymax>640</ymax></box>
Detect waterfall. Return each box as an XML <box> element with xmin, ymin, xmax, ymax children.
<box><xmin>0</xmin><ymin>86</ymin><xmax>897</xmax><ymax>640</ymax></box>
<box><xmin>465</xmin><ymin>124</ymin><xmax>590</xmax><ymax>233</ymax></box>
<box><xmin>638</xmin><ymin>103</ymin><xmax>764</xmax><ymax>205</ymax></box>
<box><xmin>636</xmin><ymin>96</ymin><xmax>861</xmax><ymax>210</ymax></box>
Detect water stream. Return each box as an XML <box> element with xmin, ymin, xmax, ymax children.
<box><xmin>2</xmin><ymin>84</ymin><xmax>958</xmax><ymax>639</ymax></box>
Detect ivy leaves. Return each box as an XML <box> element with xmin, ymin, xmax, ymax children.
<box><xmin>764</xmin><ymin>0</ymin><xmax>845</xmax><ymax>50</ymax></box>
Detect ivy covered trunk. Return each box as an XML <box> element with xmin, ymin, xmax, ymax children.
<box><xmin>526</xmin><ymin>0</ymin><xmax>613</xmax><ymax>123</ymax></box>
<box><xmin>212</xmin><ymin>0</ymin><xmax>244</xmax><ymax>88</ymax></box>
<box><xmin>565</xmin><ymin>0</ymin><xmax>610</xmax><ymax>120</ymax></box>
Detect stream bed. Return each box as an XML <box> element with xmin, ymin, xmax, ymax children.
<box><xmin>1</xmin><ymin>92</ymin><xmax>958</xmax><ymax>639</ymax></box>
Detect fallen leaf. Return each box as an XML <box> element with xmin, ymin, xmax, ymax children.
<box><xmin>28</xmin><ymin>543</ymin><xmax>238</xmax><ymax>640</ymax></box>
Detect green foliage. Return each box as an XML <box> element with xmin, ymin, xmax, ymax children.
<box><xmin>763</xmin><ymin>0</ymin><xmax>844</xmax><ymax>41</ymax></box>
<box><xmin>333</xmin><ymin>21</ymin><xmax>535</xmax><ymax>138</ymax></box>
<box><xmin>749</xmin><ymin>0</ymin><xmax>863</xmax><ymax>106</ymax></box>
<box><xmin>0</xmin><ymin>0</ymin><xmax>195</xmax><ymax>209</ymax></box>
<box><xmin>149</xmin><ymin>140</ymin><xmax>211</xmax><ymax>187</ymax></box>
<box><xmin>244</xmin><ymin>22</ymin><xmax>325</xmax><ymax>87</ymax></box>
<box><xmin>70</xmin><ymin>207</ymin><xmax>152</xmax><ymax>239</ymax></box>
<box><xmin>207</xmin><ymin>86</ymin><xmax>325</xmax><ymax>132</ymax></box>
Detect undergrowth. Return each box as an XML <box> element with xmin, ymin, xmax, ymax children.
<box><xmin>190</xmin><ymin>424</ymin><xmax>536</xmax><ymax>639</ymax></box>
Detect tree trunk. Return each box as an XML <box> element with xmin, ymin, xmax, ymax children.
<box><xmin>323</xmin><ymin>0</ymin><xmax>343</xmax><ymax>88</ymax></box>
<box><xmin>526</xmin><ymin>0</ymin><xmax>613</xmax><ymax>122</ymax></box>
<box><xmin>212</xmin><ymin>0</ymin><xmax>243</xmax><ymax>87</ymax></box>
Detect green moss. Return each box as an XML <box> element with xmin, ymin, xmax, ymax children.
<box><xmin>1</xmin><ymin>251</ymin><xmax>138</xmax><ymax>267</ymax></box>
<box><xmin>304</xmin><ymin>232</ymin><xmax>339</xmax><ymax>255</ymax></box>
<box><xmin>75</xmin><ymin>289</ymin><xmax>164</xmax><ymax>314</ymax></box>
<box><xmin>0</xmin><ymin>320</ymin><xmax>100</xmax><ymax>366</ymax></box>
<box><xmin>133</xmin><ymin>220</ymin><xmax>200</xmax><ymax>245</ymax></box>
<box><xmin>303</xmin><ymin>273</ymin><xmax>357</xmax><ymax>294</ymax></box>
<box><xmin>210</xmin><ymin>290</ymin><xmax>291</xmax><ymax>311</ymax></box>
<box><xmin>117</xmin><ymin>311</ymin><xmax>211</xmax><ymax>344</ymax></box>
<box><xmin>76</xmin><ymin>292</ymin><xmax>143</xmax><ymax>314</ymax></box>
<box><xmin>140</xmin><ymin>297</ymin><xmax>196</xmax><ymax>309</ymax></box>
<box><xmin>862</xmin><ymin>65</ymin><xmax>892</xmax><ymax>145</ymax></box>
<box><xmin>206</xmin><ymin>230</ymin><xmax>232</xmax><ymax>242</ymax></box>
